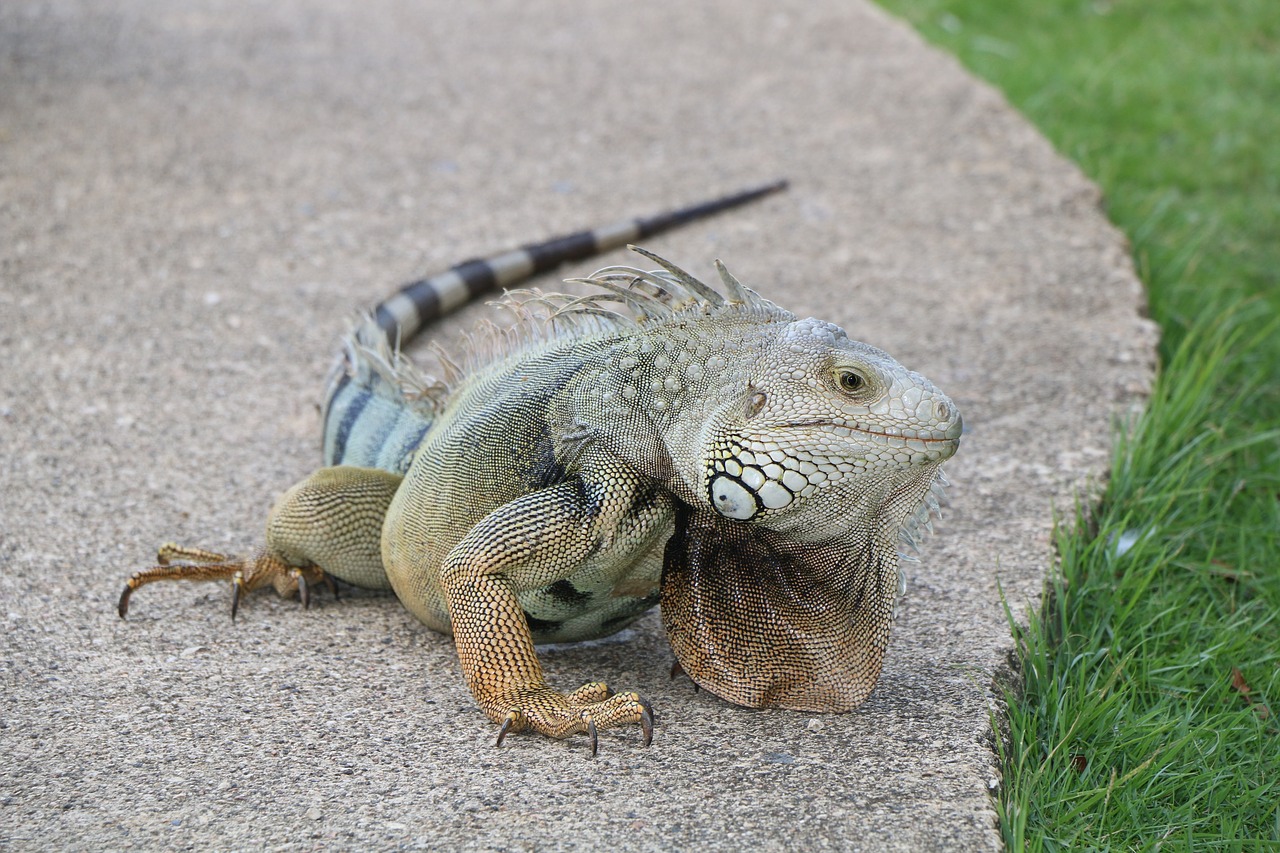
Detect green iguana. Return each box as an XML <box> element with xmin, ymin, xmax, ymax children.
<box><xmin>119</xmin><ymin>181</ymin><xmax>962</xmax><ymax>754</ymax></box>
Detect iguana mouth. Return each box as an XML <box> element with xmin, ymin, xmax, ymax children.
<box><xmin>778</xmin><ymin>419</ymin><xmax>961</xmax><ymax>444</ymax></box>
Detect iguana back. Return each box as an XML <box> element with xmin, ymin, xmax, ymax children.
<box><xmin>321</xmin><ymin>181</ymin><xmax>787</xmax><ymax>475</ymax></box>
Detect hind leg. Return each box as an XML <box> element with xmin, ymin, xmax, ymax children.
<box><xmin>119</xmin><ymin>466</ymin><xmax>402</xmax><ymax>619</ymax></box>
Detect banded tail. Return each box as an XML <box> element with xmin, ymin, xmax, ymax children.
<box><xmin>372</xmin><ymin>179</ymin><xmax>788</xmax><ymax>345</ymax></box>
<box><xmin>324</xmin><ymin>179</ymin><xmax>788</xmax><ymax>472</ymax></box>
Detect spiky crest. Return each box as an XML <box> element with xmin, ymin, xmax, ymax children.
<box><xmin>334</xmin><ymin>248</ymin><xmax>788</xmax><ymax>413</ymax></box>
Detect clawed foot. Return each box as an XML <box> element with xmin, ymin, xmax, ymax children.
<box><xmin>118</xmin><ymin>543</ymin><xmax>336</xmax><ymax>620</ymax></box>
<box><xmin>490</xmin><ymin>683</ymin><xmax>654</xmax><ymax>757</ymax></box>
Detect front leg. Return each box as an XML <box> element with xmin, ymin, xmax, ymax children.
<box><xmin>439</xmin><ymin>465</ymin><xmax>670</xmax><ymax>755</ymax></box>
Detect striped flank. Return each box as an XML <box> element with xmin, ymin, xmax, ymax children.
<box><xmin>322</xmin><ymin>369</ymin><xmax>438</xmax><ymax>472</ymax></box>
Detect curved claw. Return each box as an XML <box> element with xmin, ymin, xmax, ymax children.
<box><xmin>119</xmin><ymin>547</ymin><xmax>314</xmax><ymax>620</ymax></box>
<box><xmin>322</xmin><ymin>573</ymin><xmax>339</xmax><ymax>601</ymax></box>
<box><xmin>294</xmin><ymin>570</ymin><xmax>311</xmax><ymax>610</ymax></box>
<box><xmin>230</xmin><ymin>571</ymin><xmax>245</xmax><ymax>621</ymax></box>
<box><xmin>640</xmin><ymin>702</ymin><xmax>654</xmax><ymax>748</ymax></box>
<box><xmin>495</xmin><ymin>712</ymin><xmax>517</xmax><ymax>748</ymax></box>
<box><xmin>489</xmin><ymin>690</ymin><xmax>652</xmax><ymax>754</ymax></box>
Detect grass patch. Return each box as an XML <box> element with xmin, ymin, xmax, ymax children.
<box><xmin>874</xmin><ymin>0</ymin><xmax>1280</xmax><ymax>846</ymax></box>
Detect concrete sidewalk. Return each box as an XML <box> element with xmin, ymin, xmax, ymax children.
<box><xmin>0</xmin><ymin>1</ymin><xmax>1155</xmax><ymax>849</ymax></box>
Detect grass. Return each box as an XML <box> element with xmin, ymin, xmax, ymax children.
<box><xmin>873</xmin><ymin>0</ymin><xmax>1280</xmax><ymax>847</ymax></box>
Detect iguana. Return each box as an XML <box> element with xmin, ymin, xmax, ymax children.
<box><xmin>118</xmin><ymin>181</ymin><xmax>962</xmax><ymax>754</ymax></box>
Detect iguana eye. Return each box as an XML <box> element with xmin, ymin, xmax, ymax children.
<box><xmin>836</xmin><ymin>369</ymin><xmax>867</xmax><ymax>393</ymax></box>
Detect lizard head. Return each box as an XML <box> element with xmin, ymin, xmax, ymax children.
<box><xmin>661</xmin><ymin>308</ymin><xmax>961</xmax><ymax>713</ymax></box>
<box><xmin>569</xmin><ymin>250</ymin><xmax>964</xmax><ymax>711</ymax></box>
<box><xmin>660</xmin><ymin>310</ymin><xmax>962</xmax><ymax>713</ymax></box>
<box><xmin>699</xmin><ymin>316</ymin><xmax>961</xmax><ymax>541</ymax></box>
<box><xmin>568</xmin><ymin>249</ymin><xmax>961</xmax><ymax>544</ymax></box>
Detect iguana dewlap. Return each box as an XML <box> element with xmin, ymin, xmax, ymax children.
<box><xmin>119</xmin><ymin>182</ymin><xmax>962</xmax><ymax>753</ymax></box>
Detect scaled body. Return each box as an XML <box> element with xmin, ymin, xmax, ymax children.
<box><xmin>120</xmin><ymin>185</ymin><xmax>961</xmax><ymax>749</ymax></box>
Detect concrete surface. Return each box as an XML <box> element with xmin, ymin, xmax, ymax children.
<box><xmin>0</xmin><ymin>1</ymin><xmax>1157</xmax><ymax>849</ymax></box>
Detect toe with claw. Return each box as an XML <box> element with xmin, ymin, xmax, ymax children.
<box><xmin>489</xmin><ymin>685</ymin><xmax>654</xmax><ymax>756</ymax></box>
<box><xmin>118</xmin><ymin>543</ymin><xmax>332</xmax><ymax>619</ymax></box>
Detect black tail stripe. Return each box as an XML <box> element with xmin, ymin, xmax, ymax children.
<box><xmin>450</xmin><ymin>258</ymin><xmax>502</xmax><ymax>298</ymax></box>
<box><xmin>523</xmin><ymin>231</ymin><xmax>600</xmax><ymax>274</ymax></box>
<box><xmin>401</xmin><ymin>277</ymin><xmax>444</xmax><ymax>319</ymax></box>
<box><xmin>374</xmin><ymin>304</ymin><xmax>402</xmax><ymax>334</ymax></box>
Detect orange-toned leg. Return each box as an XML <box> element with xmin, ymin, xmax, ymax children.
<box><xmin>118</xmin><ymin>545</ymin><xmax>329</xmax><ymax>620</ymax></box>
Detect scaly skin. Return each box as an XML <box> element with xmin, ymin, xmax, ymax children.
<box><xmin>119</xmin><ymin>192</ymin><xmax>961</xmax><ymax>755</ymax></box>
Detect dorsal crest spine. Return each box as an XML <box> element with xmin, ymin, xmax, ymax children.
<box><xmin>334</xmin><ymin>248</ymin><xmax>792</xmax><ymax>416</ymax></box>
